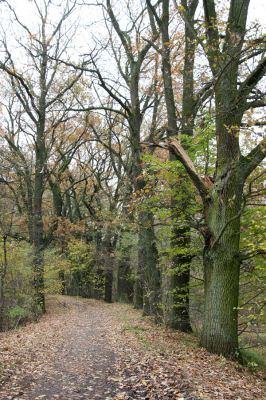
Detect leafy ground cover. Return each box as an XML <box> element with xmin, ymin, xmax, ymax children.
<box><xmin>0</xmin><ymin>296</ymin><xmax>265</xmax><ymax>399</ymax></box>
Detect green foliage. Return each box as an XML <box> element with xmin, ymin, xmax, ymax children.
<box><xmin>138</xmin><ymin>119</ymin><xmax>265</xmax><ymax>345</ymax></box>
<box><xmin>239</xmin><ymin>200</ymin><xmax>266</xmax><ymax>333</ymax></box>
<box><xmin>115</xmin><ymin>231</ymin><xmax>138</xmax><ymax>262</ymax></box>
<box><xmin>43</xmin><ymin>239</ymin><xmax>97</xmax><ymax>298</ymax></box>
<box><xmin>64</xmin><ymin>239</ymin><xmax>97</xmax><ymax>298</ymax></box>
<box><xmin>0</xmin><ymin>239</ymin><xmax>36</xmax><ymax>329</ymax></box>
<box><xmin>113</xmin><ymin>231</ymin><xmax>137</xmax><ymax>302</ymax></box>
<box><xmin>7</xmin><ymin>305</ymin><xmax>34</xmax><ymax>328</ymax></box>
<box><xmin>192</xmin><ymin>115</ymin><xmax>216</xmax><ymax>176</ymax></box>
<box><xmin>44</xmin><ymin>248</ymin><xmax>71</xmax><ymax>295</ymax></box>
<box><xmin>240</xmin><ymin>348</ymin><xmax>266</xmax><ymax>372</ymax></box>
<box><xmin>68</xmin><ymin>239</ymin><xmax>95</xmax><ymax>272</ymax></box>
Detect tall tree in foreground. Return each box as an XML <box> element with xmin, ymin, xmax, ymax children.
<box><xmin>149</xmin><ymin>0</ymin><xmax>266</xmax><ymax>356</ymax></box>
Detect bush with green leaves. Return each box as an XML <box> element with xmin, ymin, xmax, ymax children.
<box><xmin>0</xmin><ymin>239</ymin><xmax>35</xmax><ymax>330</ymax></box>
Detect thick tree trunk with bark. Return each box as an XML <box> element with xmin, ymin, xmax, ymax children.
<box><xmin>198</xmin><ymin>58</ymin><xmax>245</xmax><ymax>353</ymax></box>
<box><xmin>200</xmin><ymin>167</ymin><xmax>243</xmax><ymax>356</ymax></box>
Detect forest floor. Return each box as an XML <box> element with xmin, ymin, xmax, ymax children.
<box><xmin>0</xmin><ymin>296</ymin><xmax>265</xmax><ymax>400</ymax></box>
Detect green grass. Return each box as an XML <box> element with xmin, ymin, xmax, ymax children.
<box><xmin>240</xmin><ymin>330</ymin><xmax>266</xmax><ymax>372</ymax></box>
<box><xmin>124</xmin><ymin>324</ymin><xmax>152</xmax><ymax>348</ymax></box>
<box><xmin>240</xmin><ymin>348</ymin><xmax>266</xmax><ymax>372</ymax></box>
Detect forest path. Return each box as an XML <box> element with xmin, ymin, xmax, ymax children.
<box><xmin>0</xmin><ymin>296</ymin><xmax>265</xmax><ymax>400</ymax></box>
<box><xmin>0</xmin><ymin>297</ymin><xmax>119</xmax><ymax>400</ymax></box>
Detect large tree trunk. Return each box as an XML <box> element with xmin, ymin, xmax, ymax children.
<box><xmin>200</xmin><ymin>167</ymin><xmax>243</xmax><ymax>356</ymax></box>
<box><xmin>198</xmin><ymin>0</ymin><xmax>250</xmax><ymax>355</ymax></box>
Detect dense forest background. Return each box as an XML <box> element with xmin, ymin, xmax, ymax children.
<box><xmin>0</xmin><ymin>0</ymin><xmax>265</xmax><ymax>362</ymax></box>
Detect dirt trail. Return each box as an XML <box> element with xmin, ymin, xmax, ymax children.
<box><xmin>0</xmin><ymin>297</ymin><xmax>119</xmax><ymax>400</ymax></box>
<box><xmin>0</xmin><ymin>297</ymin><xmax>265</xmax><ymax>400</ymax></box>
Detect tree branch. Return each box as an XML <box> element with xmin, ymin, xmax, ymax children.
<box><xmin>241</xmin><ymin>137</ymin><xmax>266</xmax><ymax>180</ymax></box>
<box><xmin>168</xmin><ymin>138</ymin><xmax>211</xmax><ymax>200</ymax></box>
<box><xmin>239</xmin><ymin>56</ymin><xmax>266</xmax><ymax>101</ymax></box>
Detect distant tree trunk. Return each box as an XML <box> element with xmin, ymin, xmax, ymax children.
<box><xmin>49</xmin><ymin>178</ymin><xmax>64</xmax><ymax>217</ymax></box>
<box><xmin>140</xmin><ymin>211</ymin><xmax>161</xmax><ymax>318</ymax></box>
<box><xmin>104</xmin><ymin>269</ymin><xmax>113</xmax><ymax>303</ymax></box>
<box><xmin>93</xmin><ymin>230</ymin><xmax>104</xmax><ymax>299</ymax></box>
<box><xmin>132</xmin><ymin>169</ymin><xmax>161</xmax><ymax>315</ymax></box>
<box><xmin>0</xmin><ymin>235</ymin><xmax>8</xmax><ymax>331</ymax></box>
<box><xmin>32</xmin><ymin>121</ymin><xmax>46</xmax><ymax>313</ymax></box>
<box><xmin>132</xmin><ymin>153</ymin><xmax>144</xmax><ymax>310</ymax></box>
<box><xmin>103</xmin><ymin>228</ymin><xmax>116</xmax><ymax>303</ymax></box>
<box><xmin>117</xmin><ymin>253</ymin><xmax>134</xmax><ymax>303</ymax></box>
<box><xmin>59</xmin><ymin>270</ymin><xmax>66</xmax><ymax>295</ymax></box>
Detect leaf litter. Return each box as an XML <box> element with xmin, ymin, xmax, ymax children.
<box><xmin>0</xmin><ymin>297</ymin><xmax>265</xmax><ymax>400</ymax></box>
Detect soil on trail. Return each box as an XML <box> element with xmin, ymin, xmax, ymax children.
<box><xmin>0</xmin><ymin>296</ymin><xmax>265</xmax><ymax>400</ymax></box>
<box><xmin>0</xmin><ymin>297</ymin><xmax>118</xmax><ymax>400</ymax></box>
